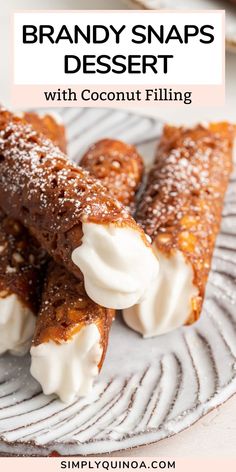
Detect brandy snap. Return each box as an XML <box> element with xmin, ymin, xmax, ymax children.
<box><xmin>81</xmin><ymin>138</ymin><xmax>144</xmax><ymax>209</ymax></box>
<box><xmin>0</xmin><ymin>209</ymin><xmax>47</xmax><ymax>355</ymax></box>
<box><xmin>30</xmin><ymin>138</ymin><xmax>144</xmax><ymax>402</ymax></box>
<box><xmin>22</xmin><ymin>112</ymin><xmax>67</xmax><ymax>154</ymax></box>
<box><xmin>0</xmin><ymin>112</ymin><xmax>65</xmax><ymax>355</ymax></box>
<box><xmin>0</xmin><ymin>107</ymin><xmax>158</xmax><ymax>310</ymax></box>
<box><xmin>123</xmin><ymin>123</ymin><xmax>235</xmax><ymax>337</ymax></box>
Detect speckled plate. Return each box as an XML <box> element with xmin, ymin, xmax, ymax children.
<box><xmin>0</xmin><ymin>108</ymin><xmax>236</xmax><ymax>456</ymax></box>
<box><xmin>124</xmin><ymin>0</ymin><xmax>236</xmax><ymax>52</ymax></box>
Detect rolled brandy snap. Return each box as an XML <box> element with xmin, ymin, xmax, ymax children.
<box><xmin>80</xmin><ymin>139</ymin><xmax>144</xmax><ymax>209</ymax></box>
<box><xmin>30</xmin><ymin>138</ymin><xmax>144</xmax><ymax>402</ymax></box>
<box><xmin>22</xmin><ymin>112</ymin><xmax>67</xmax><ymax>154</ymax></box>
<box><xmin>123</xmin><ymin>122</ymin><xmax>235</xmax><ymax>337</ymax></box>
<box><xmin>0</xmin><ymin>107</ymin><xmax>158</xmax><ymax>310</ymax></box>
<box><xmin>0</xmin><ymin>111</ymin><xmax>66</xmax><ymax>356</ymax></box>
<box><xmin>31</xmin><ymin>262</ymin><xmax>114</xmax><ymax>402</ymax></box>
<box><xmin>0</xmin><ymin>211</ymin><xmax>47</xmax><ymax>355</ymax></box>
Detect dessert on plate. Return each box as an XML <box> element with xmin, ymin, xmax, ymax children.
<box><xmin>30</xmin><ymin>138</ymin><xmax>144</xmax><ymax>402</ymax></box>
<box><xmin>0</xmin><ymin>112</ymin><xmax>65</xmax><ymax>356</ymax></box>
<box><xmin>0</xmin><ymin>107</ymin><xmax>158</xmax><ymax>311</ymax></box>
<box><xmin>124</xmin><ymin>123</ymin><xmax>235</xmax><ymax>337</ymax></box>
<box><xmin>0</xmin><ymin>106</ymin><xmax>235</xmax><ymax>405</ymax></box>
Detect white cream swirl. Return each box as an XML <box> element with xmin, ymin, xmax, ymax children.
<box><xmin>123</xmin><ymin>249</ymin><xmax>198</xmax><ymax>338</ymax></box>
<box><xmin>0</xmin><ymin>294</ymin><xmax>36</xmax><ymax>355</ymax></box>
<box><xmin>30</xmin><ymin>324</ymin><xmax>102</xmax><ymax>403</ymax></box>
<box><xmin>72</xmin><ymin>222</ymin><xmax>159</xmax><ymax>310</ymax></box>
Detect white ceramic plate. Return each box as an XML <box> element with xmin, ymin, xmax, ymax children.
<box><xmin>124</xmin><ymin>0</ymin><xmax>236</xmax><ymax>52</ymax></box>
<box><xmin>0</xmin><ymin>108</ymin><xmax>236</xmax><ymax>456</ymax></box>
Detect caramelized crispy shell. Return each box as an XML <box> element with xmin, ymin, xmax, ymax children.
<box><xmin>33</xmin><ymin>139</ymin><xmax>144</xmax><ymax>368</ymax></box>
<box><xmin>23</xmin><ymin>112</ymin><xmax>67</xmax><ymax>154</ymax></box>
<box><xmin>136</xmin><ymin>123</ymin><xmax>235</xmax><ymax>323</ymax></box>
<box><xmin>0</xmin><ymin>112</ymin><xmax>67</xmax><ymax>313</ymax></box>
<box><xmin>81</xmin><ymin>139</ymin><xmax>143</xmax><ymax>208</ymax></box>
<box><xmin>0</xmin><ymin>209</ymin><xmax>47</xmax><ymax>313</ymax></box>
<box><xmin>33</xmin><ymin>262</ymin><xmax>114</xmax><ymax>368</ymax></box>
<box><xmin>0</xmin><ymin>108</ymin><xmax>141</xmax><ymax>280</ymax></box>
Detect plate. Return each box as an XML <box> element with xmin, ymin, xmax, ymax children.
<box><xmin>124</xmin><ymin>0</ymin><xmax>236</xmax><ymax>53</ymax></box>
<box><xmin>0</xmin><ymin>108</ymin><xmax>236</xmax><ymax>456</ymax></box>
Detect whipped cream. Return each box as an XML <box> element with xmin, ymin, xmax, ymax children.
<box><xmin>0</xmin><ymin>294</ymin><xmax>36</xmax><ymax>355</ymax></box>
<box><xmin>72</xmin><ymin>222</ymin><xmax>159</xmax><ymax>310</ymax></box>
<box><xmin>123</xmin><ymin>249</ymin><xmax>198</xmax><ymax>337</ymax></box>
<box><xmin>30</xmin><ymin>324</ymin><xmax>102</xmax><ymax>403</ymax></box>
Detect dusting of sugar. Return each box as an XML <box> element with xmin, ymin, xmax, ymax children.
<box><xmin>0</xmin><ymin>111</ymin><xmax>133</xmax><ymax>241</ymax></box>
<box><xmin>137</xmin><ymin>124</ymin><xmax>233</xmax><ymax>241</ymax></box>
<box><xmin>6</xmin><ymin>266</ymin><xmax>17</xmax><ymax>274</ymax></box>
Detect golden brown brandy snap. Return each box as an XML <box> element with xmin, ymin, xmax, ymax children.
<box><xmin>22</xmin><ymin>112</ymin><xmax>67</xmax><ymax>154</ymax></box>
<box><xmin>81</xmin><ymin>138</ymin><xmax>144</xmax><ymax>209</ymax></box>
<box><xmin>0</xmin><ymin>209</ymin><xmax>48</xmax><ymax>355</ymax></box>
<box><xmin>123</xmin><ymin>122</ymin><xmax>236</xmax><ymax>338</ymax></box>
<box><xmin>0</xmin><ymin>211</ymin><xmax>46</xmax><ymax>314</ymax></box>
<box><xmin>31</xmin><ymin>137</ymin><xmax>144</xmax><ymax>403</ymax></box>
<box><xmin>0</xmin><ymin>107</ymin><xmax>158</xmax><ymax>310</ymax></box>
<box><xmin>0</xmin><ymin>111</ymin><xmax>66</xmax><ymax>356</ymax></box>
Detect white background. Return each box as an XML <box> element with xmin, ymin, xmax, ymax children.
<box><xmin>1</xmin><ymin>0</ymin><xmax>236</xmax><ymax>458</ymax></box>
<box><xmin>14</xmin><ymin>11</ymin><xmax>223</xmax><ymax>85</ymax></box>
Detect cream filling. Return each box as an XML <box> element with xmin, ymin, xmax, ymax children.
<box><xmin>0</xmin><ymin>294</ymin><xmax>36</xmax><ymax>355</ymax></box>
<box><xmin>72</xmin><ymin>222</ymin><xmax>159</xmax><ymax>310</ymax></box>
<box><xmin>30</xmin><ymin>324</ymin><xmax>102</xmax><ymax>403</ymax></box>
<box><xmin>123</xmin><ymin>249</ymin><xmax>198</xmax><ymax>338</ymax></box>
